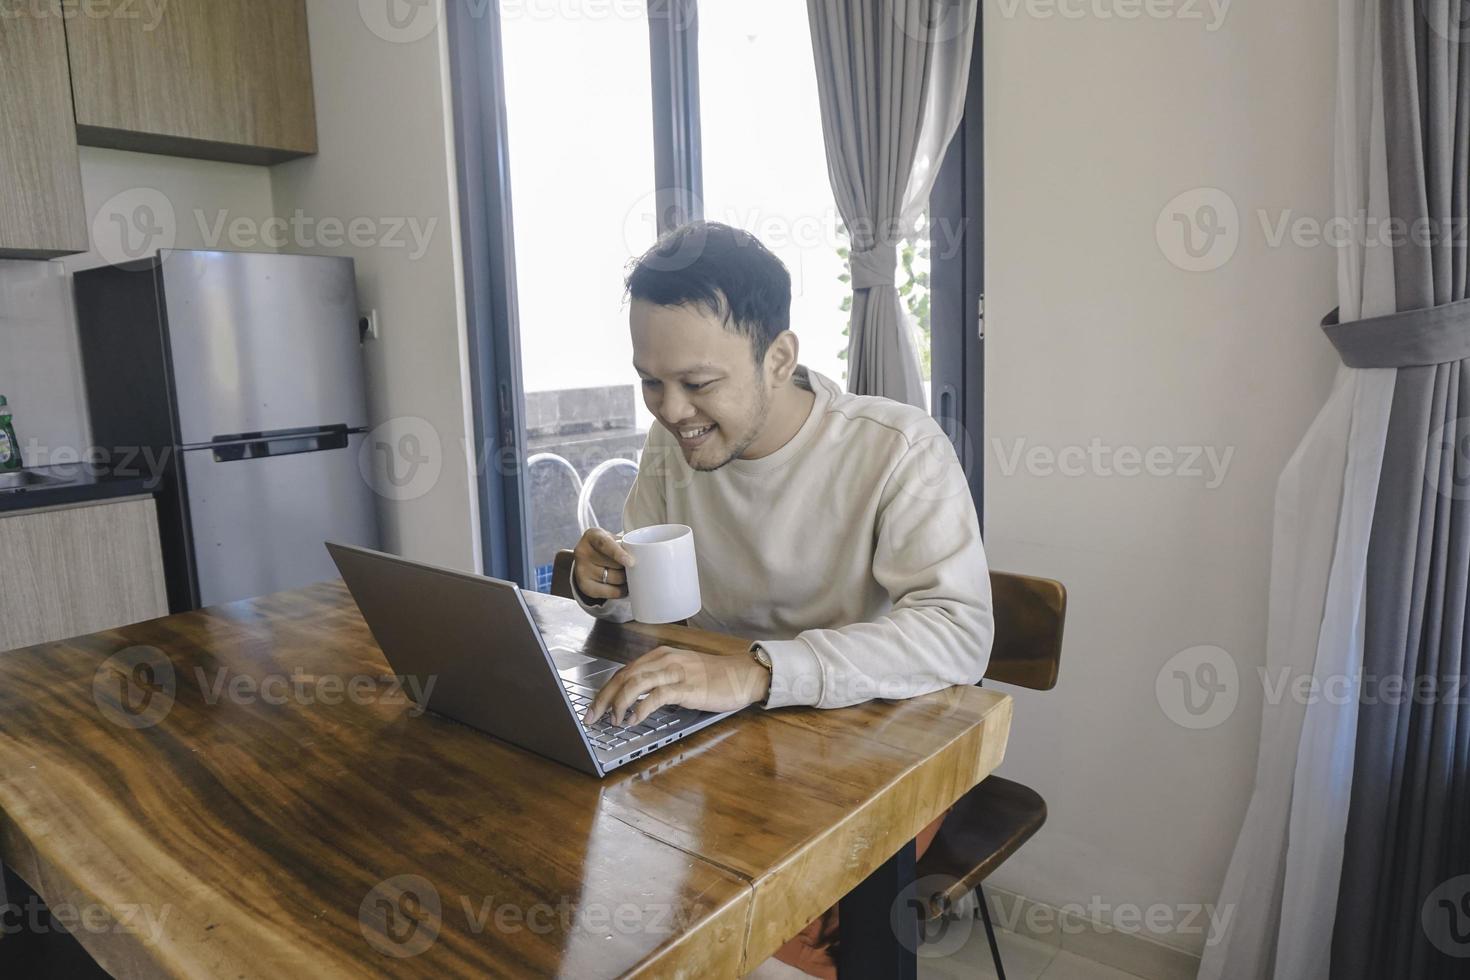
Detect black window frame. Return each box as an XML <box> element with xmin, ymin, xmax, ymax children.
<box><xmin>928</xmin><ymin>10</ymin><xmax>985</xmax><ymax>523</ymax></box>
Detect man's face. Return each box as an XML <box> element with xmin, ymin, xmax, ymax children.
<box><xmin>630</xmin><ymin>299</ymin><xmax>772</xmax><ymax>471</ymax></box>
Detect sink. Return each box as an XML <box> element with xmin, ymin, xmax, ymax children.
<box><xmin>0</xmin><ymin>470</ymin><xmax>69</xmax><ymax>493</ymax></box>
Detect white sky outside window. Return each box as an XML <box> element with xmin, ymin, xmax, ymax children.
<box><xmin>697</xmin><ymin>1</ymin><xmax>851</xmax><ymax>385</ymax></box>
<box><xmin>499</xmin><ymin>2</ymin><xmax>658</xmax><ymax>399</ymax></box>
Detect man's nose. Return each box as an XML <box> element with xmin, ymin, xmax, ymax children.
<box><xmin>659</xmin><ymin>388</ymin><xmax>697</xmax><ymax>426</ymax></box>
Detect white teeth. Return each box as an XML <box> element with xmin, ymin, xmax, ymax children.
<box><xmin>679</xmin><ymin>425</ymin><xmax>713</xmax><ymax>439</ymax></box>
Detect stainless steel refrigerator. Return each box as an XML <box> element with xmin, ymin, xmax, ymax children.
<box><xmin>75</xmin><ymin>249</ymin><xmax>381</xmax><ymax>612</ymax></box>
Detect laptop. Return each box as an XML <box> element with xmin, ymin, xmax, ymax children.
<box><xmin>325</xmin><ymin>542</ymin><xmax>738</xmax><ymax>776</ymax></box>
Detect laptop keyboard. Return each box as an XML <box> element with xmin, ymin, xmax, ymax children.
<box><xmin>563</xmin><ymin>680</ymin><xmax>685</xmax><ymax>752</ymax></box>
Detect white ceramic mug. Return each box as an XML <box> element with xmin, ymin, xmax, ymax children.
<box><xmin>621</xmin><ymin>524</ymin><xmax>702</xmax><ymax>624</ymax></box>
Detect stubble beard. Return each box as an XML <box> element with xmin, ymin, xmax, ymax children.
<box><xmin>689</xmin><ymin>379</ymin><xmax>772</xmax><ymax>473</ymax></box>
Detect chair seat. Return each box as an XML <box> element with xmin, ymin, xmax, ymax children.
<box><xmin>915</xmin><ymin>775</ymin><xmax>1047</xmax><ymax>919</ymax></box>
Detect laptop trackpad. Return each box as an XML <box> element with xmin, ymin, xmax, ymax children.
<box><xmin>551</xmin><ymin>647</ymin><xmax>622</xmax><ymax>686</ymax></box>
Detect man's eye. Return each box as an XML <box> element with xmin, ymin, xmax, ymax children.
<box><xmin>685</xmin><ymin>381</ymin><xmax>713</xmax><ymax>392</ymax></box>
<box><xmin>640</xmin><ymin>379</ymin><xmax>661</xmax><ymax>388</ymax></box>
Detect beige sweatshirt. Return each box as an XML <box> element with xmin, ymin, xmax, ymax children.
<box><xmin>573</xmin><ymin>369</ymin><xmax>993</xmax><ymax>709</ymax></box>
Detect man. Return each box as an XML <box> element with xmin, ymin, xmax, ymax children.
<box><xmin>576</xmin><ymin>220</ymin><xmax>993</xmax><ymax>721</ymax></box>
<box><xmin>572</xmin><ymin>221</ymin><xmax>993</xmax><ymax>974</ymax></box>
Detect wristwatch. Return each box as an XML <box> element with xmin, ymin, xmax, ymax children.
<box><xmin>751</xmin><ymin>644</ymin><xmax>774</xmax><ymax>707</ymax></box>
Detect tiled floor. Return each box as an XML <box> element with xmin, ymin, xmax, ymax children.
<box><xmin>920</xmin><ymin>924</ymin><xmax>1149</xmax><ymax>980</ymax></box>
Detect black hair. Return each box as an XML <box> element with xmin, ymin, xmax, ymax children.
<box><xmin>625</xmin><ymin>221</ymin><xmax>793</xmax><ymax>364</ymax></box>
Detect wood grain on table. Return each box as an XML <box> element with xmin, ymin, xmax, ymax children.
<box><xmin>0</xmin><ymin>580</ymin><xmax>1011</xmax><ymax>978</ymax></box>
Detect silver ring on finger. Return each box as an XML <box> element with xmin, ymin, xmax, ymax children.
<box><xmin>601</xmin><ymin>566</ymin><xmax>609</xmax><ymax>585</ymax></box>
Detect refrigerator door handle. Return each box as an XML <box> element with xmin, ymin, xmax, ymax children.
<box><xmin>209</xmin><ymin>425</ymin><xmax>352</xmax><ymax>463</ymax></box>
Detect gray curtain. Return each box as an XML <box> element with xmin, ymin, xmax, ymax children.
<box><xmin>1326</xmin><ymin>2</ymin><xmax>1470</xmax><ymax>977</ymax></box>
<box><xmin>807</xmin><ymin>0</ymin><xmax>973</xmax><ymax>409</ymax></box>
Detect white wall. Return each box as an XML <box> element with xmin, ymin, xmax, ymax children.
<box><xmin>2</xmin><ymin>2</ymin><xmax>478</xmax><ymax>573</ymax></box>
<box><xmin>0</xmin><ymin>259</ymin><xmax>88</xmax><ymax>460</ymax></box>
<box><xmin>0</xmin><ymin>147</ymin><xmax>277</xmax><ymax>462</ymax></box>
<box><xmin>983</xmin><ymin>0</ymin><xmax>1341</xmax><ymax>957</ymax></box>
<box><xmin>271</xmin><ymin>0</ymin><xmax>479</xmax><ymax>572</ymax></box>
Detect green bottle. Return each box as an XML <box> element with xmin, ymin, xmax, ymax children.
<box><xmin>0</xmin><ymin>396</ymin><xmax>22</xmax><ymax>473</ymax></box>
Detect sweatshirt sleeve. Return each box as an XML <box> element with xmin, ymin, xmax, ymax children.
<box><xmin>570</xmin><ymin>435</ymin><xmax>670</xmax><ymax>622</ymax></box>
<box><xmin>760</xmin><ymin>432</ymin><xmax>994</xmax><ymax>709</ymax></box>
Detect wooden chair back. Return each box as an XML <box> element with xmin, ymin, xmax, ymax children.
<box><xmin>983</xmin><ymin>571</ymin><xmax>1066</xmax><ymax>691</ymax></box>
<box><xmin>550</xmin><ymin>550</ymin><xmax>1065</xmax><ymax>691</ymax></box>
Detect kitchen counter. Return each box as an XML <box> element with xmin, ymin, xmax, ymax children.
<box><xmin>0</xmin><ymin>462</ymin><xmax>157</xmax><ymax>515</ymax></box>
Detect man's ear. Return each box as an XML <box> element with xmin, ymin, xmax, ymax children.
<box><xmin>764</xmin><ymin>331</ymin><xmax>801</xmax><ymax>385</ymax></box>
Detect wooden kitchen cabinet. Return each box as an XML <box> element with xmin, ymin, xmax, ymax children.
<box><xmin>65</xmin><ymin>0</ymin><xmax>318</xmax><ymax>165</ymax></box>
<box><xmin>0</xmin><ymin>1</ymin><xmax>88</xmax><ymax>259</ymax></box>
<box><xmin>0</xmin><ymin>496</ymin><xmax>169</xmax><ymax>652</ymax></box>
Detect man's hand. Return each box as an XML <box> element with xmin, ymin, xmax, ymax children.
<box><xmin>572</xmin><ymin>527</ymin><xmax>635</xmax><ymax>602</ymax></box>
<box><xmin>583</xmin><ymin>646</ymin><xmax>772</xmax><ymax>727</ymax></box>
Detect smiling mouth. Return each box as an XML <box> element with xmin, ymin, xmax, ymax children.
<box><xmin>675</xmin><ymin>423</ymin><xmax>716</xmax><ymax>444</ymax></box>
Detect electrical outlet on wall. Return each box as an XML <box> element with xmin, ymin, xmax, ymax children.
<box><xmin>359</xmin><ymin>309</ymin><xmax>380</xmax><ymax>342</ymax></box>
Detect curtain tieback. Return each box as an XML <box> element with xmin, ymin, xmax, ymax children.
<box><xmin>849</xmin><ymin>244</ymin><xmax>898</xmax><ymax>290</ymax></box>
<box><xmin>1323</xmin><ymin>297</ymin><xmax>1470</xmax><ymax>368</ymax></box>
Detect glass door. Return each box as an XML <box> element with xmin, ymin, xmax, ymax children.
<box><xmin>496</xmin><ymin>2</ymin><xmax>660</xmax><ymax>589</ymax></box>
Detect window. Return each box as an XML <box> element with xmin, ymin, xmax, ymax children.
<box><xmin>450</xmin><ymin>0</ymin><xmax>981</xmax><ymax>584</ymax></box>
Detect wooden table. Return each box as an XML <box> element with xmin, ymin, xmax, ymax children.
<box><xmin>0</xmin><ymin>580</ymin><xmax>1012</xmax><ymax>978</ymax></box>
